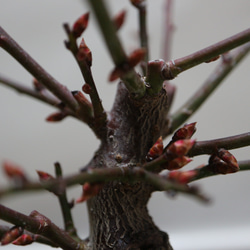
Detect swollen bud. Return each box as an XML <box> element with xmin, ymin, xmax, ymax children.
<box><xmin>1</xmin><ymin>226</ymin><xmax>23</xmax><ymax>245</ymax></box>
<box><xmin>77</xmin><ymin>38</ymin><xmax>92</xmax><ymax>67</ymax></box>
<box><xmin>113</xmin><ymin>10</ymin><xmax>126</xmax><ymax>31</ymax></box>
<box><xmin>167</xmin><ymin>156</ymin><xmax>192</xmax><ymax>170</ymax></box>
<box><xmin>146</xmin><ymin>136</ymin><xmax>163</xmax><ymax>161</ymax></box>
<box><xmin>2</xmin><ymin>161</ymin><xmax>27</xmax><ymax>183</ymax></box>
<box><xmin>167</xmin><ymin>170</ymin><xmax>197</xmax><ymax>184</ymax></box>
<box><xmin>36</xmin><ymin>170</ymin><xmax>54</xmax><ymax>182</ymax></box>
<box><xmin>12</xmin><ymin>234</ymin><xmax>33</xmax><ymax>246</ymax></box>
<box><xmin>128</xmin><ymin>48</ymin><xmax>146</xmax><ymax>68</ymax></box>
<box><xmin>72</xmin><ymin>13</ymin><xmax>89</xmax><ymax>38</ymax></box>
<box><xmin>172</xmin><ymin>122</ymin><xmax>196</xmax><ymax>141</ymax></box>
<box><xmin>167</xmin><ymin>139</ymin><xmax>195</xmax><ymax>157</ymax></box>
<box><xmin>76</xmin><ymin>182</ymin><xmax>103</xmax><ymax>203</ymax></box>
<box><xmin>46</xmin><ymin>112</ymin><xmax>67</xmax><ymax>122</ymax></box>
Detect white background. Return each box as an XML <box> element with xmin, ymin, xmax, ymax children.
<box><xmin>0</xmin><ymin>1</ymin><xmax>250</xmax><ymax>249</ymax></box>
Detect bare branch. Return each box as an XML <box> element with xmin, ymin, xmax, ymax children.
<box><xmin>169</xmin><ymin>42</ymin><xmax>250</xmax><ymax>132</ymax></box>
<box><xmin>188</xmin><ymin>132</ymin><xmax>250</xmax><ymax>157</ymax></box>
<box><xmin>87</xmin><ymin>0</ymin><xmax>146</xmax><ymax>98</ymax></box>
<box><xmin>162</xmin><ymin>28</ymin><xmax>250</xmax><ymax>80</ymax></box>
<box><xmin>0</xmin><ymin>205</ymin><xmax>85</xmax><ymax>249</ymax></box>
<box><xmin>0</xmin><ymin>26</ymin><xmax>79</xmax><ymax>112</ymax></box>
<box><xmin>162</xmin><ymin>0</ymin><xmax>174</xmax><ymax>61</ymax></box>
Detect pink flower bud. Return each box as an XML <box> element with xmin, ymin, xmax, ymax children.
<box><xmin>128</xmin><ymin>48</ymin><xmax>146</xmax><ymax>68</ymax></box>
<box><xmin>167</xmin><ymin>139</ymin><xmax>195</xmax><ymax>157</ymax></box>
<box><xmin>146</xmin><ymin>136</ymin><xmax>163</xmax><ymax>161</ymax></box>
<box><xmin>2</xmin><ymin>161</ymin><xmax>27</xmax><ymax>182</ymax></box>
<box><xmin>77</xmin><ymin>38</ymin><xmax>92</xmax><ymax>67</ymax></box>
<box><xmin>113</xmin><ymin>10</ymin><xmax>126</xmax><ymax>31</ymax></box>
<box><xmin>167</xmin><ymin>156</ymin><xmax>192</xmax><ymax>170</ymax></box>
<box><xmin>76</xmin><ymin>182</ymin><xmax>103</xmax><ymax>203</ymax></box>
<box><xmin>72</xmin><ymin>13</ymin><xmax>89</xmax><ymax>38</ymax></box>
<box><xmin>168</xmin><ymin>170</ymin><xmax>197</xmax><ymax>184</ymax></box>
<box><xmin>36</xmin><ymin>170</ymin><xmax>54</xmax><ymax>182</ymax></box>
<box><xmin>172</xmin><ymin>122</ymin><xmax>196</xmax><ymax>141</ymax></box>
<box><xmin>1</xmin><ymin>226</ymin><xmax>23</xmax><ymax>245</ymax></box>
<box><xmin>12</xmin><ymin>234</ymin><xmax>33</xmax><ymax>246</ymax></box>
<box><xmin>46</xmin><ymin>112</ymin><xmax>67</xmax><ymax>122</ymax></box>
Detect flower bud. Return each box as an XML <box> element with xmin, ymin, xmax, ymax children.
<box><xmin>82</xmin><ymin>83</ymin><xmax>92</xmax><ymax>94</ymax></box>
<box><xmin>76</xmin><ymin>182</ymin><xmax>103</xmax><ymax>203</ymax></box>
<box><xmin>46</xmin><ymin>112</ymin><xmax>67</xmax><ymax>122</ymax></box>
<box><xmin>2</xmin><ymin>161</ymin><xmax>27</xmax><ymax>183</ymax></box>
<box><xmin>128</xmin><ymin>48</ymin><xmax>146</xmax><ymax>68</ymax></box>
<box><xmin>146</xmin><ymin>136</ymin><xmax>163</xmax><ymax>161</ymax></box>
<box><xmin>36</xmin><ymin>170</ymin><xmax>54</xmax><ymax>182</ymax></box>
<box><xmin>113</xmin><ymin>10</ymin><xmax>126</xmax><ymax>31</ymax></box>
<box><xmin>77</xmin><ymin>38</ymin><xmax>92</xmax><ymax>67</ymax></box>
<box><xmin>167</xmin><ymin>156</ymin><xmax>192</xmax><ymax>170</ymax></box>
<box><xmin>1</xmin><ymin>226</ymin><xmax>23</xmax><ymax>245</ymax></box>
<box><xmin>167</xmin><ymin>139</ymin><xmax>195</xmax><ymax>157</ymax></box>
<box><xmin>172</xmin><ymin>122</ymin><xmax>196</xmax><ymax>141</ymax></box>
<box><xmin>12</xmin><ymin>234</ymin><xmax>33</xmax><ymax>246</ymax></box>
<box><xmin>72</xmin><ymin>13</ymin><xmax>89</xmax><ymax>38</ymax></box>
<box><xmin>167</xmin><ymin>170</ymin><xmax>197</xmax><ymax>184</ymax></box>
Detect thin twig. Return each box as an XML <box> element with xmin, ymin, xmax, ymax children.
<box><xmin>0</xmin><ymin>26</ymin><xmax>79</xmax><ymax>112</ymax></box>
<box><xmin>0</xmin><ymin>205</ymin><xmax>85</xmax><ymax>250</ymax></box>
<box><xmin>188</xmin><ymin>132</ymin><xmax>250</xmax><ymax>157</ymax></box>
<box><xmin>168</xmin><ymin>42</ymin><xmax>250</xmax><ymax>133</ymax></box>
<box><xmin>162</xmin><ymin>0</ymin><xmax>174</xmax><ymax>61</ymax></box>
<box><xmin>54</xmin><ymin>163</ymin><xmax>79</xmax><ymax>239</ymax></box>
<box><xmin>162</xmin><ymin>28</ymin><xmax>250</xmax><ymax>80</ymax></box>
<box><xmin>87</xmin><ymin>0</ymin><xmax>146</xmax><ymax>98</ymax></box>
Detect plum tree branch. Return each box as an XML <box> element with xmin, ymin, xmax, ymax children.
<box><xmin>87</xmin><ymin>0</ymin><xmax>146</xmax><ymax>98</ymax></box>
<box><xmin>188</xmin><ymin>132</ymin><xmax>250</xmax><ymax>157</ymax></box>
<box><xmin>168</xmin><ymin>42</ymin><xmax>250</xmax><ymax>133</ymax></box>
<box><xmin>162</xmin><ymin>28</ymin><xmax>250</xmax><ymax>80</ymax></box>
<box><xmin>0</xmin><ymin>26</ymin><xmax>79</xmax><ymax>112</ymax></box>
<box><xmin>0</xmin><ymin>205</ymin><xmax>85</xmax><ymax>249</ymax></box>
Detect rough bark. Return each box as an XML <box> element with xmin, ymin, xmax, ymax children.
<box><xmin>84</xmin><ymin>82</ymin><xmax>173</xmax><ymax>249</ymax></box>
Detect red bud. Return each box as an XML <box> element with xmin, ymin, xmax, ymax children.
<box><xmin>72</xmin><ymin>13</ymin><xmax>89</xmax><ymax>38</ymax></box>
<box><xmin>46</xmin><ymin>112</ymin><xmax>67</xmax><ymax>122</ymax></box>
<box><xmin>76</xmin><ymin>182</ymin><xmax>103</xmax><ymax>203</ymax></box>
<box><xmin>217</xmin><ymin>149</ymin><xmax>238</xmax><ymax>170</ymax></box>
<box><xmin>2</xmin><ymin>161</ymin><xmax>27</xmax><ymax>182</ymax></box>
<box><xmin>77</xmin><ymin>38</ymin><xmax>92</xmax><ymax>67</ymax></box>
<box><xmin>128</xmin><ymin>48</ymin><xmax>146</xmax><ymax>68</ymax></box>
<box><xmin>113</xmin><ymin>10</ymin><xmax>126</xmax><ymax>31</ymax></box>
<box><xmin>172</xmin><ymin>122</ymin><xmax>196</xmax><ymax>141</ymax></box>
<box><xmin>109</xmin><ymin>67</ymin><xmax>123</xmax><ymax>82</ymax></box>
<box><xmin>1</xmin><ymin>227</ymin><xmax>23</xmax><ymax>245</ymax></box>
<box><xmin>167</xmin><ymin>139</ymin><xmax>195</xmax><ymax>157</ymax></box>
<box><xmin>167</xmin><ymin>170</ymin><xmax>197</xmax><ymax>184</ymax></box>
<box><xmin>72</xmin><ymin>91</ymin><xmax>92</xmax><ymax>107</ymax></box>
<box><xmin>36</xmin><ymin>170</ymin><xmax>54</xmax><ymax>182</ymax></box>
<box><xmin>82</xmin><ymin>83</ymin><xmax>92</xmax><ymax>94</ymax></box>
<box><xmin>146</xmin><ymin>136</ymin><xmax>163</xmax><ymax>161</ymax></box>
<box><xmin>167</xmin><ymin>156</ymin><xmax>192</xmax><ymax>170</ymax></box>
<box><xmin>12</xmin><ymin>234</ymin><xmax>33</xmax><ymax>246</ymax></box>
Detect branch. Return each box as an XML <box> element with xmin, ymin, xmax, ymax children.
<box><xmin>188</xmin><ymin>132</ymin><xmax>250</xmax><ymax>157</ymax></box>
<box><xmin>0</xmin><ymin>205</ymin><xmax>84</xmax><ymax>249</ymax></box>
<box><xmin>0</xmin><ymin>26</ymin><xmax>79</xmax><ymax>112</ymax></box>
<box><xmin>87</xmin><ymin>0</ymin><xmax>146</xmax><ymax>98</ymax></box>
<box><xmin>190</xmin><ymin>160</ymin><xmax>250</xmax><ymax>182</ymax></box>
<box><xmin>131</xmin><ymin>0</ymin><xmax>149</xmax><ymax>75</ymax></box>
<box><xmin>162</xmin><ymin>28</ymin><xmax>250</xmax><ymax>80</ymax></box>
<box><xmin>162</xmin><ymin>0</ymin><xmax>174</xmax><ymax>61</ymax></box>
<box><xmin>169</xmin><ymin>42</ymin><xmax>250</xmax><ymax>132</ymax></box>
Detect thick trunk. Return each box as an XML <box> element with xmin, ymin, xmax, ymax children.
<box><xmin>84</xmin><ymin>82</ymin><xmax>173</xmax><ymax>249</ymax></box>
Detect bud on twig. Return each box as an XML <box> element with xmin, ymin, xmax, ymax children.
<box><xmin>166</xmin><ymin>139</ymin><xmax>195</xmax><ymax>157</ymax></box>
<box><xmin>128</xmin><ymin>48</ymin><xmax>146</xmax><ymax>68</ymax></box>
<box><xmin>1</xmin><ymin>226</ymin><xmax>23</xmax><ymax>245</ymax></box>
<box><xmin>146</xmin><ymin>136</ymin><xmax>163</xmax><ymax>161</ymax></box>
<box><xmin>172</xmin><ymin>122</ymin><xmax>196</xmax><ymax>141</ymax></box>
<box><xmin>46</xmin><ymin>112</ymin><xmax>67</xmax><ymax>122</ymax></box>
<box><xmin>76</xmin><ymin>182</ymin><xmax>103</xmax><ymax>203</ymax></box>
<box><xmin>72</xmin><ymin>13</ymin><xmax>89</xmax><ymax>38</ymax></box>
<box><xmin>113</xmin><ymin>10</ymin><xmax>126</xmax><ymax>31</ymax></box>
<box><xmin>82</xmin><ymin>83</ymin><xmax>92</xmax><ymax>94</ymax></box>
<box><xmin>2</xmin><ymin>161</ymin><xmax>27</xmax><ymax>183</ymax></box>
<box><xmin>12</xmin><ymin>234</ymin><xmax>33</xmax><ymax>246</ymax></box>
<box><xmin>167</xmin><ymin>170</ymin><xmax>197</xmax><ymax>184</ymax></box>
<box><xmin>36</xmin><ymin>170</ymin><xmax>54</xmax><ymax>182</ymax></box>
<box><xmin>167</xmin><ymin>156</ymin><xmax>192</xmax><ymax>170</ymax></box>
<box><xmin>77</xmin><ymin>38</ymin><xmax>92</xmax><ymax>67</ymax></box>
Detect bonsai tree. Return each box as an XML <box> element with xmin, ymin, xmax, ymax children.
<box><xmin>0</xmin><ymin>0</ymin><xmax>250</xmax><ymax>249</ymax></box>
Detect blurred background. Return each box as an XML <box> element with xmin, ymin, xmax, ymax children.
<box><xmin>0</xmin><ymin>1</ymin><xmax>250</xmax><ymax>249</ymax></box>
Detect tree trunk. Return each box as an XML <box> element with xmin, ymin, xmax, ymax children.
<box><xmin>84</xmin><ymin>82</ymin><xmax>173</xmax><ymax>249</ymax></box>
